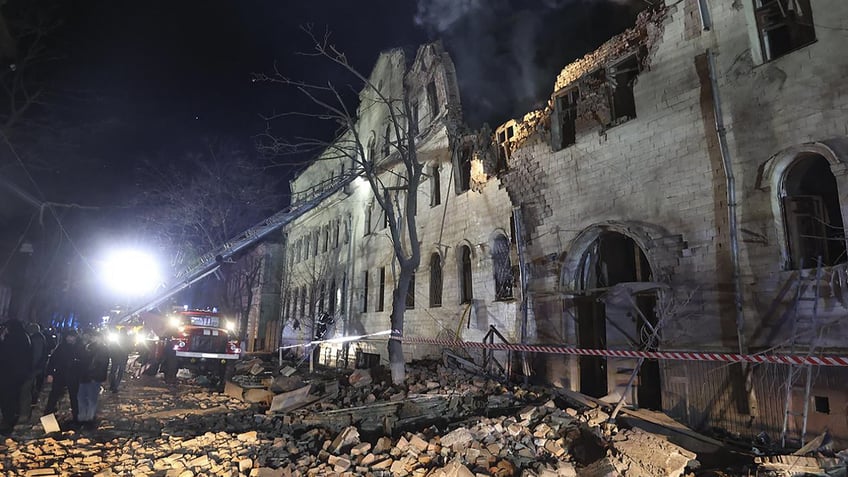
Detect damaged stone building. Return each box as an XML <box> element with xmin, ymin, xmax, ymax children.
<box><xmin>275</xmin><ymin>0</ymin><xmax>848</xmax><ymax>448</ymax></box>
<box><xmin>278</xmin><ymin>43</ymin><xmax>518</xmax><ymax>364</ymax></box>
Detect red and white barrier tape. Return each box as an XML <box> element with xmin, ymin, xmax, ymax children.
<box><xmin>395</xmin><ymin>335</ymin><xmax>848</xmax><ymax>367</ymax></box>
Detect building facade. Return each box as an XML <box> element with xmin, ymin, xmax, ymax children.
<box><xmin>278</xmin><ymin>43</ymin><xmax>518</xmax><ymax>366</ymax></box>
<box><xmin>272</xmin><ymin>0</ymin><xmax>848</xmax><ymax>446</ymax></box>
<box><xmin>497</xmin><ymin>0</ymin><xmax>848</xmax><ymax>446</ymax></box>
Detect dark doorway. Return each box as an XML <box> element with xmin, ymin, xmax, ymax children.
<box><xmin>576</xmin><ymin>296</ymin><xmax>607</xmax><ymax>398</ymax></box>
<box><xmin>575</xmin><ymin>231</ymin><xmax>662</xmax><ymax>410</ymax></box>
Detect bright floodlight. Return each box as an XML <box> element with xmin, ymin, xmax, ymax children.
<box><xmin>102</xmin><ymin>249</ymin><xmax>162</xmax><ymax>296</ymax></box>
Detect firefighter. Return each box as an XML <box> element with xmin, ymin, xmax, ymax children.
<box><xmin>0</xmin><ymin>319</ymin><xmax>32</xmax><ymax>434</ymax></box>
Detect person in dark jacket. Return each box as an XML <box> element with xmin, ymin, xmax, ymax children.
<box><xmin>26</xmin><ymin>323</ymin><xmax>48</xmax><ymax>408</ymax></box>
<box><xmin>43</xmin><ymin>330</ymin><xmax>82</xmax><ymax>423</ymax></box>
<box><xmin>77</xmin><ymin>331</ymin><xmax>108</xmax><ymax>427</ymax></box>
<box><xmin>0</xmin><ymin>319</ymin><xmax>33</xmax><ymax>433</ymax></box>
<box><xmin>107</xmin><ymin>329</ymin><xmax>129</xmax><ymax>393</ymax></box>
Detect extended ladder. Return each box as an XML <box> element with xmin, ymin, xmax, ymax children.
<box><xmin>118</xmin><ymin>170</ymin><xmax>362</xmax><ymax>323</ymax></box>
<box><xmin>780</xmin><ymin>257</ymin><xmax>823</xmax><ymax>448</ymax></box>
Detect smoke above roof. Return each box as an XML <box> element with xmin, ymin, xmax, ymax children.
<box><xmin>415</xmin><ymin>0</ymin><xmax>645</xmax><ymax>128</ymax></box>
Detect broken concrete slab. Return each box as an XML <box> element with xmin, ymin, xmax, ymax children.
<box><xmin>610</xmin><ymin>428</ymin><xmax>698</xmax><ymax>477</ymax></box>
<box><xmin>269</xmin><ymin>384</ymin><xmax>312</xmax><ymax>413</ymax></box>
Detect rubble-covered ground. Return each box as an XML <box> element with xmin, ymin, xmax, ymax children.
<box><xmin>1</xmin><ymin>355</ymin><xmax>844</xmax><ymax>477</ymax></box>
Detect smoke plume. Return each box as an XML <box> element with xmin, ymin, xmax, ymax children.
<box><xmin>415</xmin><ymin>0</ymin><xmax>644</xmax><ymax>128</ymax></box>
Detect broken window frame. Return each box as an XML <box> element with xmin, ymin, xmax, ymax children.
<box><xmin>429</xmin><ymin>253</ymin><xmax>443</xmax><ymax>308</ymax></box>
<box><xmin>606</xmin><ymin>54</ymin><xmax>639</xmax><ymax>126</ymax></box>
<box><xmin>455</xmin><ymin>146</ymin><xmax>472</xmax><ymax>194</ymax></box>
<box><xmin>495</xmin><ymin>125</ymin><xmax>512</xmax><ymax>173</ymax></box>
<box><xmin>551</xmin><ymin>87</ymin><xmax>579</xmax><ymax>151</ymax></box>
<box><xmin>753</xmin><ymin>0</ymin><xmax>816</xmax><ymax>62</ymax></box>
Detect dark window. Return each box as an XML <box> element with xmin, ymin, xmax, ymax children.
<box><xmin>430</xmin><ymin>253</ymin><xmax>442</xmax><ymax>307</ymax></box>
<box><xmin>312</xmin><ymin>230</ymin><xmax>320</xmax><ymax>257</ymax></box>
<box><xmin>340</xmin><ymin>273</ymin><xmax>347</xmax><ymax>316</ymax></box>
<box><xmin>364</xmin><ymin>201</ymin><xmax>373</xmax><ymax>236</ymax></box>
<box><xmin>551</xmin><ymin>88</ymin><xmax>578</xmax><ymax>151</ymax></box>
<box><xmin>317</xmin><ymin>283</ymin><xmax>325</xmax><ymax>314</ymax></box>
<box><xmin>368</xmin><ymin>137</ymin><xmax>377</xmax><ymax>161</ymax></box>
<box><xmin>493</xmin><ymin>235</ymin><xmax>514</xmax><ymax>300</ymax></box>
<box><xmin>322</xmin><ymin>226</ymin><xmax>329</xmax><ymax>253</ymax></box>
<box><xmin>608</xmin><ymin>56</ymin><xmax>638</xmax><ymax>124</ymax></box>
<box><xmin>815</xmin><ymin>395</ymin><xmax>830</xmax><ymax>414</ymax></box>
<box><xmin>495</xmin><ymin>126</ymin><xmax>512</xmax><ymax>171</ymax></box>
<box><xmin>361</xmin><ymin>271</ymin><xmax>369</xmax><ymax>313</ymax></box>
<box><xmin>427</xmin><ymin>81</ymin><xmax>440</xmax><ymax>119</ymax></box>
<box><xmin>406</xmin><ymin>272</ymin><xmax>415</xmax><ymax>309</ymax></box>
<box><xmin>382</xmin><ymin>124</ymin><xmax>391</xmax><ymax>157</ymax></box>
<box><xmin>410</xmin><ymin>101</ymin><xmax>419</xmax><ymax>134</ymax></box>
<box><xmin>456</xmin><ymin>147</ymin><xmax>472</xmax><ymax>194</ymax></box>
<box><xmin>782</xmin><ymin>153</ymin><xmax>846</xmax><ymax>269</ymax></box>
<box><xmin>333</xmin><ymin>219</ymin><xmax>340</xmax><ymax>248</ymax></box>
<box><xmin>303</xmin><ymin>234</ymin><xmax>310</xmax><ymax>259</ymax></box>
<box><xmin>377</xmin><ymin>267</ymin><xmax>386</xmax><ymax>312</ymax></box>
<box><xmin>430</xmin><ymin>165</ymin><xmax>441</xmax><ymax>207</ymax></box>
<box><xmin>328</xmin><ymin>279</ymin><xmax>336</xmax><ymax>315</ymax></box>
<box><xmin>459</xmin><ymin>245</ymin><xmax>473</xmax><ymax>304</ymax></box>
<box><xmin>754</xmin><ymin>0</ymin><xmax>815</xmax><ymax>62</ymax></box>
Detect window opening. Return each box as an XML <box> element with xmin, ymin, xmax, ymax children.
<box><xmin>608</xmin><ymin>55</ymin><xmax>638</xmax><ymax>124</ymax></box>
<box><xmin>427</xmin><ymin>81</ymin><xmax>439</xmax><ymax>119</ymax></box>
<box><xmin>552</xmin><ymin>88</ymin><xmax>579</xmax><ymax>150</ymax></box>
<box><xmin>364</xmin><ymin>201</ymin><xmax>373</xmax><ymax>236</ymax></box>
<box><xmin>406</xmin><ymin>272</ymin><xmax>415</xmax><ymax>309</ymax></box>
<box><xmin>361</xmin><ymin>271</ymin><xmax>369</xmax><ymax>313</ymax></box>
<box><xmin>782</xmin><ymin>153</ymin><xmax>846</xmax><ymax>269</ymax></box>
<box><xmin>814</xmin><ymin>395</ymin><xmax>830</xmax><ymax>414</ymax></box>
<box><xmin>754</xmin><ymin>0</ymin><xmax>815</xmax><ymax>62</ymax></box>
<box><xmin>382</xmin><ymin>124</ymin><xmax>391</xmax><ymax>157</ymax></box>
<box><xmin>377</xmin><ymin>267</ymin><xmax>386</xmax><ymax>312</ymax></box>
<box><xmin>459</xmin><ymin>245</ymin><xmax>473</xmax><ymax>304</ymax></box>
<box><xmin>493</xmin><ymin>235</ymin><xmax>514</xmax><ymax>301</ymax></box>
<box><xmin>457</xmin><ymin>147</ymin><xmax>472</xmax><ymax>193</ymax></box>
<box><xmin>430</xmin><ymin>253</ymin><xmax>443</xmax><ymax>307</ymax></box>
<box><xmin>328</xmin><ymin>279</ymin><xmax>337</xmax><ymax>315</ymax></box>
<box><xmin>430</xmin><ymin>165</ymin><xmax>441</xmax><ymax>206</ymax></box>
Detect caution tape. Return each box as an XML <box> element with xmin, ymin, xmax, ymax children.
<box><xmin>395</xmin><ymin>336</ymin><xmax>848</xmax><ymax>367</ymax></box>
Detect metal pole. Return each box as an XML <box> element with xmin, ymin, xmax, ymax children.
<box><xmin>512</xmin><ymin>207</ymin><xmax>530</xmax><ymax>384</ymax></box>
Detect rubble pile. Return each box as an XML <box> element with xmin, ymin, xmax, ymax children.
<box><xmin>6</xmin><ymin>356</ymin><xmax>844</xmax><ymax>476</ymax></box>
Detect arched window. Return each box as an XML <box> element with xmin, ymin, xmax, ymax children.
<box><xmin>492</xmin><ymin>234</ymin><xmax>514</xmax><ymax>300</ymax></box>
<box><xmin>782</xmin><ymin>153</ymin><xmax>846</xmax><ymax>269</ymax></box>
<box><xmin>429</xmin><ymin>253</ymin><xmax>442</xmax><ymax>307</ymax></box>
<box><xmin>459</xmin><ymin>245</ymin><xmax>473</xmax><ymax>304</ymax></box>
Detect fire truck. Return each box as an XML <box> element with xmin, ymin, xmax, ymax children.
<box><xmin>151</xmin><ymin>309</ymin><xmax>241</xmax><ymax>382</ymax></box>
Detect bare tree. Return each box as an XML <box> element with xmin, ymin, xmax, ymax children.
<box><xmin>224</xmin><ymin>249</ymin><xmax>265</xmax><ymax>349</ymax></box>
<box><xmin>136</xmin><ymin>140</ymin><xmax>284</xmax><ymax>322</ymax></box>
<box><xmin>256</xmin><ymin>29</ymin><xmax>424</xmax><ymax>383</ymax></box>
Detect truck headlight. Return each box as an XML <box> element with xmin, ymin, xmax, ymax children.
<box><xmin>169</xmin><ymin>316</ymin><xmax>180</xmax><ymax>328</ymax></box>
<box><xmin>225</xmin><ymin>320</ymin><xmax>236</xmax><ymax>332</ymax></box>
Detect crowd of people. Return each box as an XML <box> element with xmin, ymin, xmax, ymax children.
<box><xmin>0</xmin><ymin>320</ymin><xmax>130</xmax><ymax>435</ymax></box>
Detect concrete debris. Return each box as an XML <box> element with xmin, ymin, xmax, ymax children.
<box><xmin>0</xmin><ymin>357</ymin><xmax>712</xmax><ymax>476</ymax></box>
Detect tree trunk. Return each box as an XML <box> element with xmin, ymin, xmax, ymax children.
<box><xmin>388</xmin><ymin>262</ymin><xmax>413</xmax><ymax>384</ymax></box>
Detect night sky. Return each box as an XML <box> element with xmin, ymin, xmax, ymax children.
<box><xmin>13</xmin><ymin>0</ymin><xmax>641</xmax><ymax>207</ymax></box>
<box><xmin>0</xmin><ymin>0</ymin><xmax>643</xmax><ymax>320</ymax></box>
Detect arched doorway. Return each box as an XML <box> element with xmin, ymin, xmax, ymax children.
<box><xmin>575</xmin><ymin>231</ymin><xmax>662</xmax><ymax>410</ymax></box>
<box><xmin>781</xmin><ymin>153</ymin><xmax>847</xmax><ymax>269</ymax></box>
